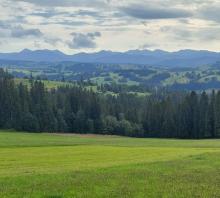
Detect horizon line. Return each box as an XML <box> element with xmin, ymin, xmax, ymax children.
<box><xmin>0</xmin><ymin>48</ymin><xmax>220</xmax><ymax>55</ymax></box>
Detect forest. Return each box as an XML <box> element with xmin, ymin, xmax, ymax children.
<box><xmin>1</xmin><ymin>68</ymin><xmax>220</xmax><ymax>139</ymax></box>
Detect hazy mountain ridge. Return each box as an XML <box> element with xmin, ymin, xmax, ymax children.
<box><xmin>0</xmin><ymin>49</ymin><xmax>220</xmax><ymax>67</ymax></box>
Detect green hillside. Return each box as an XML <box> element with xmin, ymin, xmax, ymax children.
<box><xmin>5</xmin><ymin>62</ymin><xmax>220</xmax><ymax>91</ymax></box>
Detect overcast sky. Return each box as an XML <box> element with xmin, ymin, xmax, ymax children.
<box><xmin>0</xmin><ymin>0</ymin><xmax>220</xmax><ymax>54</ymax></box>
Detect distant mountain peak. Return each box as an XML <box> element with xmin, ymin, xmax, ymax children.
<box><xmin>0</xmin><ymin>48</ymin><xmax>220</xmax><ymax>67</ymax></box>
<box><xmin>20</xmin><ymin>49</ymin><xmax>32</xmax><ymax>53</ymax></box>
<box><xmin>21</xmin><ymin>48</ymin><xmax>64</xmax><ymax>54</ymax></box>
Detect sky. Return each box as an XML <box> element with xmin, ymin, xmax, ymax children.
<box><xmin>0</xmin><ymin>0</ymin><xmax>220</xmax><ymax>54</ymax></box>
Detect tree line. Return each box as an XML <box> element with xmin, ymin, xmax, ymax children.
<box><xmin>1</xmin><ymin>69</ymin><xmax>220</xmax><ymax>139</ymax></box>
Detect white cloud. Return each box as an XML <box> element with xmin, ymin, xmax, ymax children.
<box><xmin>0</xmin><ymin>0</ymin><xmax>220</xmax><ymax>53</ymax></box>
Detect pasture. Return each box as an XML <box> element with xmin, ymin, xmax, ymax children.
<box><xmin>0</xmin><ymin>131</ymin><xmax>220</xmax><ymax>197</ymax></box>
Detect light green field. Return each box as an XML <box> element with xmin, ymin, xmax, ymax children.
<box><xmin>0</xmin><ymin>131</ymin><xmax>220</xmax><ymax>197</ymax></box>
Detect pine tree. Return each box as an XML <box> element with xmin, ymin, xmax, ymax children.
<box><xmin>199</xmin><ymin>91</ymin><xmax>209</xmax><ymax>138</ymax></box>
<box><xmin>208</xmin><ymin>90</ymin><xmax>216</xmax><ymax>138</ymax></box>
<box><xmin>215</xmin><ymin>91</ymin><xmax>220</xmax><ymax>137</ymax></box>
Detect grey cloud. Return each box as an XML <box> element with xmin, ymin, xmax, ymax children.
<box><xmin>0</xmin><ymin>21</ymin><xmax>12</xmax><ymax>29</ymax></box>
<box><xmin>178</xmin><ymin>19</ymin><xmax>191</xmax><ymax>24</ymax></box>
<box><xmin>13</xmin><ymin>0</ymin><xmax>108</xmax><ymax>7</ymax></box>
<box><xmin>120</xmin><ymin>4</ymin><xmax>193</xmax><ymax>20</ymax></box>
<box><xmin>42</xmin><ymin>20</ymin><xmax>89</xmax><ymax>26</ymax></box>
<box><xmin>68</xmin><ymin>32</ymin><xmax>101</xmax><ymax>49</ymax></box>
<box><xmin>74</xmin><ymin>10</ymin><xmax>101</xmax><ymax>17</ymax></box>
<box><xmin>86</xmin><ymin>32</ymin><xmax>101</xmax><ymax>38</ymax></box>
<box><xmin>34</xmin><ymin>40</ymin><xmax>41</xmax><ymax>48</ymax></box>
<box><xmin>199</xmin><ymin>5</ymin><xmax>220</xmax><ymax>23</ymax></box>
<box><xmin>11</xmin><ymin>26</ymin><xmax>43</xmax><ymax>38</ymax></box>
<box><xmin>36</xmin><ymin>8</ymin><xmax>108</xmax><ymax>23</ymax></box>
<box><xmin>0</xmin><ymin>30</ymin><xmax>8</xmax><ymax>37</ymax></box>
<box><xmin>160</xmin><ymin>24</ymin><xmax>220</xmax><ymax>42</ymax></box>
<box><xmin>197</xmin><ymin>27</ymin><xmax>220</xmax><ymax>41</ymax></box>
<box><xmin>160</xmin><ymin>26</ymin><xmax>194</xmax><ymax>41</ymax></box>
<box><xmin>0</xmin><ymin>22</ymin><xmax>41</xmax><ymax>38</ymax></box>
<box><xmin>31</xmin><ymin>12</ymin><xmax>56</xmax><ymax>18</ymax></box>
<box><xmin>0</xmin><ymin>16</ymin><xmax>27</xmax><ymax>29</ymax></box>
<box><xmin>44</xmin><ymin>37</ymin><xmax>62</xmax><ymax>46</ymax></box>
<box><xmin>139</xmin><ymin>43</ymin><xmax>157</xmax><ymax>49</ymax></box>
<box><xmin>31</xmin><ymin>10</ymin><xmax>65</xmax><ymax>18</ymax></box>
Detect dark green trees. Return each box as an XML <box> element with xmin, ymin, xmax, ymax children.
<box><xmin>1</xmin><ymin>69</ymin><xmax>220</xmax><ymax>139</ymax></box>
<box><xmin>209</xmin><ymin>90</ymin><xmax>216</xmax><ymax>138</ymax></box>
<box><xmin>199</xmin><ymin>92</ymin><xmax>209</xmax><ymax>138</ymax></box>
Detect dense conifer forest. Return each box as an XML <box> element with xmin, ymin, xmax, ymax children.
<box><xmin>1</xmin><ymin>68</ymin><xmax>220</xmax><ymax>139</ymax></box>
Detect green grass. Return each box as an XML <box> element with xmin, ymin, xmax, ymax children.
<box><xmin>0</xmin><ymin>131</ymin><xmax>220</xmax><ymax>197</ymax></box>
<box><xmin>163</xmin><ymin>73</ymin><xmax>190</xmax><ymax>86</ymax></box>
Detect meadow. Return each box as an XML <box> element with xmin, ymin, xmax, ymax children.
<box><xmin>0</xmin><ymin>131</ymin><xmax>220</xmax><ymax>197</ymax></box>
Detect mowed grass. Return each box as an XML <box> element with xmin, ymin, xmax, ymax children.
<box><xmin>0</xmin><ymin>131</ymin><xmax>220</xmax><ymax>197</ymax></box>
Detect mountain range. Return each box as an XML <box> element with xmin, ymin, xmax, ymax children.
<box><xmin>0</xmin><ymin>49</ymin><xmax>220</xmax><ymax>67</ymax></box>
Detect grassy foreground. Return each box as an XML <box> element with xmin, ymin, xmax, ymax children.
<box><xmin>0</xmin><ymin>131</ymin><xmax>220</xmax><ymax>197</ymax></box>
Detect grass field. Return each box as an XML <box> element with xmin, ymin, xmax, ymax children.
<box><xmin>0</xmin><ymin>131</ymin><xmax>220</xmax><ymax>197</ymax></box>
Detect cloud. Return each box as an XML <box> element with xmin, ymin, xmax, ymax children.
<box><xmin>74</xmin><ymin>10</ymin><xmax>101</xmax><ymax>17</ymax></box>
<box><xmin>13</xmin><ymin>0</ymin><xmax>107</xmax><ymax>7</ymax></box>
<box><xmin>160</xmin><ymin>24</ymin><xmax>220</xmax><ymax>43</ymax></box>
<box><xmin>199</xmin><ymin>4</ymin><xmax>220</xmax><ymax>23</ymax></box>
<box><xmin>2</xmin><ymin>0</ymin><xmax>220</xmax><ymax>52</ymax></box>
<box><xmin>0</xmin><ymin>22</ymin><xmax>43</xmax><ymax>39</ymax></box>
<box><xmin>0</xmin><ymin>21</ymin><xmax>11</xmax><ymax>29</ymax></box>
<box><xmin>0</xmin><ymin>40</ymin><xmax>8</xmax><ymax>46</ymax></box>
<box><xmin>45</xmin><ymin>20</ymin><xmax>89</xmax><ymax>26</ymax></box>
<box><xmin>44</xmin><ymin>37</ymin><xmax>62</xmax><ymax>46</ymax></box>
<box><xmin>120</xmin><ymin>4</ymin><xmax>193</xmax><ymax>20</ymax></box>
<box><xmin>0</xmin><ymin>16</ymin><xmax>26</xmax><ymax>29</ymax></box>
<box><xmin>67</xmin><ymin>32</ymin><xmax>101</xmax><ymax>49</ymax></box>
<box><xmin>160</xmin><ymin>25</ymin><xmax>195</xmax><ymax>41</ymax></box>
<box><xmin>197</xmin><ymin>27</ymin><xmax>220</xmax><ymax>41</ymax></box>
<box><xmin>11</xmin><ymin>26</ymin><xmax>43</xmax><ymax>38</ymax></box>
<box><xmin>31</xmin><ymin>10</ymin><xmax>65</xmax><ymax>18</ymax></box>
<box><xmin>34</xmin><ymin>40</ymin><xmax>41</xmax><ymax>48</ymax></box>
<box><xmin>139</xmin><ymin>43</ymin><xmax>158</xmax><ymax>49</ymax></box>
